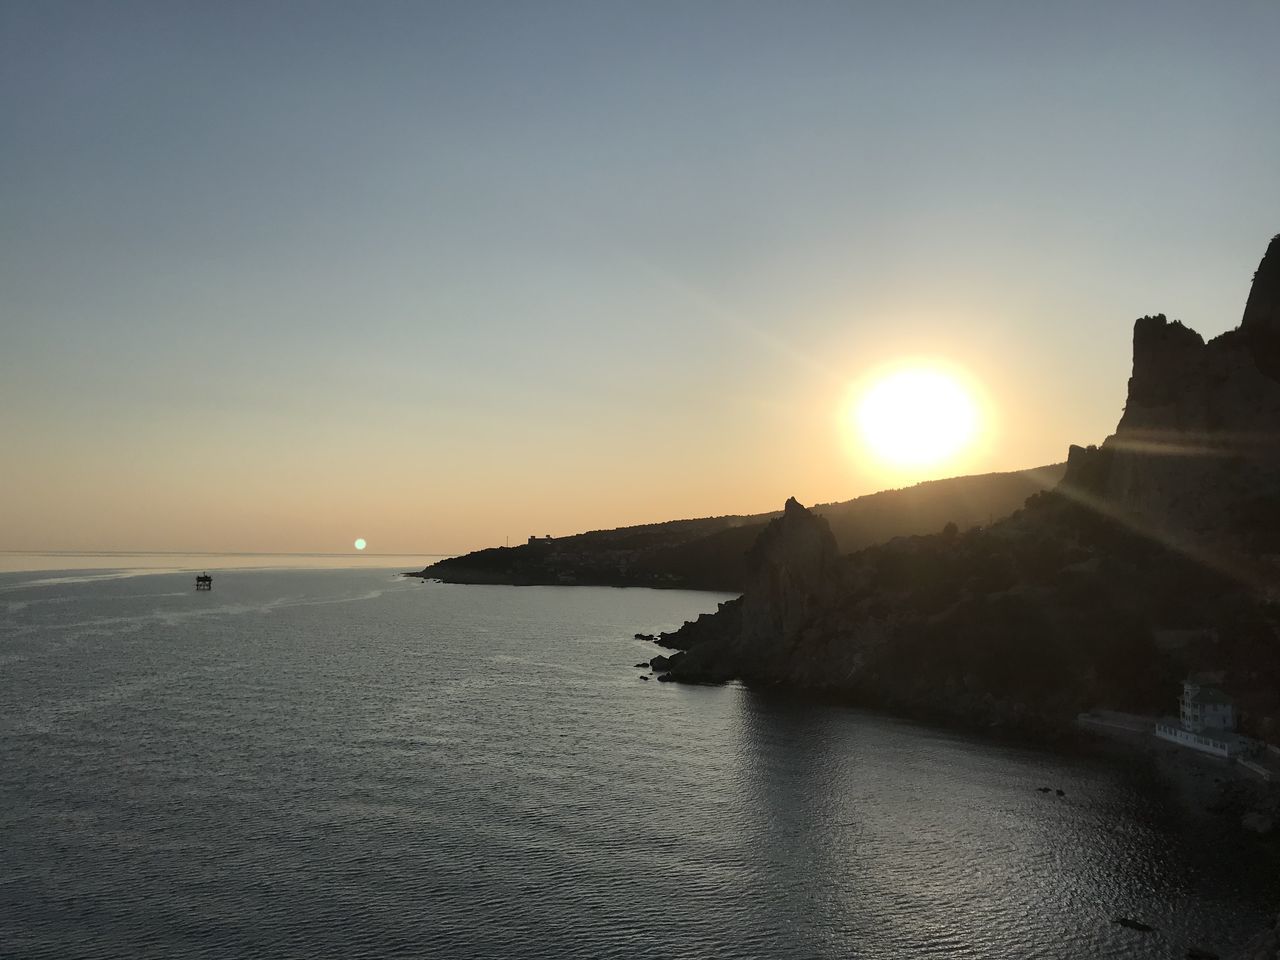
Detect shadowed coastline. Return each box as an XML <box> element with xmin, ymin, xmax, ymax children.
<box><xmin>408</xmin><ymin>465</ymin><xmax>1064</xmax><ymax>592</ymax></box>
<box><xmin>654</xmin><ymin>235</ymin><xmax>1280</xmax><ymax>731</ymax></box>
<box><xmin>640</xmin><ymin>234</ymin><xmax>1280</xmax><ymax>956</ymax></box>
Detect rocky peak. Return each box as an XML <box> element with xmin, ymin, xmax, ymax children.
<box><xmin>1243</xmin><ymin>233</ymin><xmax>1280</xmax><ymax>331</ymax></box>
<box><xmin>1061</xmin><ymin>232</ymin><xmax>1280</xmax><ymax>542</ymax></box>
<box><xmin>1243</xmin><ymin>234</ymin><xmax>1280</xmax><ymax>380</ymax></box>
<box><xmin>746</xmin><ymin>497</ymin><xmax>837</xmax><ymax>581</ymax></box>
<box><xmin>663</xmin><ymin>498</ymin><xmax>840</xmax><ymax>682</ymax></box>
<box><xmin>733</xmin><ymin>499</ymin><xmax>838</xmax><ymax>657</ymax></box>
<box><xmin>1121</xmin><ymin>314</ymin><xmax>1206</xmax><ymax>421</ymax></box>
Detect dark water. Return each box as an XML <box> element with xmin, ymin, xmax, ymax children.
<box><xmin>1</xmin><ymin>568</ymin><xmax>1274</xmax><ymax>959</ymax></box>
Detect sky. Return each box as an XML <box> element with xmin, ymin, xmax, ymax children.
<box><xmin>3</xmin><ymin>0</ymin><xmax>1279</xmax><ymax>556</ymax></box>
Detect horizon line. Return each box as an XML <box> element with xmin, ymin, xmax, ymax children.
<box><xmin>0</xmin><ymin>550</ymin><xmax>455</xmax><ymax>559</ymax></box>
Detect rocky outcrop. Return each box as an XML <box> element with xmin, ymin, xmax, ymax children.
<box><xmin>1243</xmin><ymin>234</ymin><xmax>1280</xmax><ymax>380</ymax></box>
<box><xmin>1060</xmin><ymin>236</ymin><xmax>1280</xmax><ymax>550</ymax></box>
<box><xmin>736</xmin><ymin>497</ymin><xmax>840</xmax><ymax>652</ymax></box>
<box><xmin>633</xmin><ymin>235</ymin><xmax>1280</xmax><ymax>957</ymax></box>
<box><xmin>658</xmin><ymin>483</ymin><xmax>1234</xmax><ymax>728</ymax></box>
<box><xmin>661</xmin><ymin>498</ymin><xmax>840</xmax><ymax>682</ymax></box>
<box><xmin>654</xmin><ymin>232</ymin><xmax>1280</xmax><ymax>733</ymax></box>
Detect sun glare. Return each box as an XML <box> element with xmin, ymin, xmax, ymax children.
<box><xmin>854</xmin><ymin>366</ymin><xmax>979</xmax><ymax>471</ymax></box>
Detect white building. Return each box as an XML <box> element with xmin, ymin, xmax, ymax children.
<box><xmin>1179</xmin><ymin>678</ymin><xmax>1235</xmax><ymax>733</ymax></box>
<box><xmin>1155</xmin><ymin>677</ymin><xmax>1240</xmax><ymax>758</ymax></box>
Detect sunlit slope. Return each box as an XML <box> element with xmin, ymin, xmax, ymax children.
<box><xmin>415</xmin><ymin>464</ymin><xmax>1066</xmax><ymax>591</ymax></box>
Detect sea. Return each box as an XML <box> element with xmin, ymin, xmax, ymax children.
<box><xmin>1</xmin><ymin>559</ymin><xmax>1276</xmax><ymax>959</ymax></box>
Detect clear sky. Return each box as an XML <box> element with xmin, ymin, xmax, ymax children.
<box><xmin>3</xmin><ymin>0</ymin><xmax>1278</xmax><ymax>555</ymax></box>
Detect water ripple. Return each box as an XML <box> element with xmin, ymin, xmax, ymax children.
<box><xmin>1</xmin><ymin>573</ymin><xmax>1274</xmax><ymax>959</ymax></box>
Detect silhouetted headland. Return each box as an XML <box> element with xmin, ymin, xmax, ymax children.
<box><xmin>654</xmin><ymin>234</ymin><xmax>1280</xmax><ymax>738</ymax></box>
<box><xmin>408</xmin><ymin>465</ymin><xmax>1065</xmax><ymax>592</ymax></box>
<box><xmin>644</xmin><ymin>237</ymin><xmax>1280</xmax><ymax>955</ymax></box>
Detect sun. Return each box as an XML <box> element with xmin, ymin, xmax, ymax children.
<box><xmin>853</xmin><ymin>365</ymin><xmax>979</xmax><ymax>470</ymax></box>
<box><xmin>354</xmin><ymin>538</ymin><xmax>367</xmax><ymax>551</ymax></box>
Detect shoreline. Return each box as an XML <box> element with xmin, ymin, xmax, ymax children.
<box><xmin>1081</xmin><ymin>718</ymin><xmax>1280</xmax><ymax>831</ymax></box>
<box><xmin>642</xmin><ymin>663</ymin><xmax>1280</xmax><ymax>841</ymax></box>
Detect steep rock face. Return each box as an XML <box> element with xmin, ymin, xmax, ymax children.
<box><xmin>737</xmin><ymin>497</ymin><xmax>840</xmax><ymax>653</ymax></box>
<box><xmin>664</xmin><ymin>498</ymin><xmax>839</xmax><ymax>682</ymax></box>
<box><xmin>655</xmin><ymin>233</ymin><xmax>1280</xmax><ymax>731</ymax></box>
<box><xmin>1243</xmin><ymin>234</ymin><xmax>1280</xmax><ymax>380</ymax></box>
<box><xmin>1061</xmin><ymin>237</ymin><xmax>1280</xmax><ymax>544</ymax></box>
<box><xmin>662</xmin><ymin>489</ymin><xmax>1215</xmax><ymax>724</ymax></box>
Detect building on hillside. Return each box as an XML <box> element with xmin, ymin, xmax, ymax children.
<box><xmin>1155</xmin><ymin>676</ymin><xmax>1241</xmax><ymax>757</ymax></box>
<box><xmin>1180</xmin><ymin>677</ymin><xmax>1236</xmax><ymax>732</ymax></box>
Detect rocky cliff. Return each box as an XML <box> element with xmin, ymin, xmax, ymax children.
<box><xmin>1244</xmin><ymin>234</ymin><xmax>1280</xmax><ymax>380</ymax></box>
<box><xmin>412</xmin><ymin>464</ymin><xmax>1063</xmax><ymax>592</ymax></box>
<box><xmin>1062</xmin><ymin>234</ymin><xmax>1280</xmax><ymax>551</ymax></box>
<box><xmin>659</xmin><ymin>490</ymin><xmax>1236</xmax><ymax>729</ymax></box>
<box><xmin>655</xmin><ymin>233</ymin><xmax>1280</xmax><ymax>736</ymax></box>
<box><xmin>658</xmin><ymin>497</ymin><xmax>846</xmax><ymax>684</ymax></box>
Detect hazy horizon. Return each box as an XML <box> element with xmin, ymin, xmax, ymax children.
<box><xmin>5</xmin><ymin>1</ymin><xmax>1279</xmax><ymax>555</ymax></box>
<box><xmin>0</xmin><ymin>458</ymin><xmax>1060</xmax><ymax>560</ymax></box>
<box><xmin>0</xmin><ymin>548</ymin><xmax>452</xmax><ymax>575</ymax></box>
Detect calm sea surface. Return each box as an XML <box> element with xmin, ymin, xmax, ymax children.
<box><xmin>1</xmin><ymin>567</ymin><xmax>1274</xmax><ymax>959</ymax></box>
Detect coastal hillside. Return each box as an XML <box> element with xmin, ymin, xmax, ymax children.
<box><xmin>656</xmin><ymin>234</ymin><xmax>1280</xmax><ymax>742</ymax></box>
<box><xmin>411</xmin><ymin>464</ymin><xmax>1064</xmax><ymax>592</ymax></box>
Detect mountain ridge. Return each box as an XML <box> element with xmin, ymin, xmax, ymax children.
<box><xmin>656</xmin><ymin>233</ymin><xmax>1280</xmax><ymax>747</ymax></box>
<box><xmin>411</xmin><ymin>463</ymin><xmax>1066</xmax><ymax>592</ymax></box>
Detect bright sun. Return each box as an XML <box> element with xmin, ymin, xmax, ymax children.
<box><xmin>854</xmin><ymin>366</ymin><xmax>979</xmax><ymax>470</ymax></box>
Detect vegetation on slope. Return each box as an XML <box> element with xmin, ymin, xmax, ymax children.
<box><xmin>412</xmin><ymin>464</ymin><xmax>1065</xmax><ymax>591</ymax></box>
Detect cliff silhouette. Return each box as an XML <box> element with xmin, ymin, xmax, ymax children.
<box><xmin>1061</xmin><ymin>234</ymin><xmax>1280</xmax><ymax>553</ymax></box>
<box><xmin>412</xmin><ymin>465</ymin><xmax>1064</xmax><ymax>591</ymax></box>
<box><xmin>657</xmin><ymin>234</ymin><xmax>1280</xmax><ymax>746</ymax></box>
